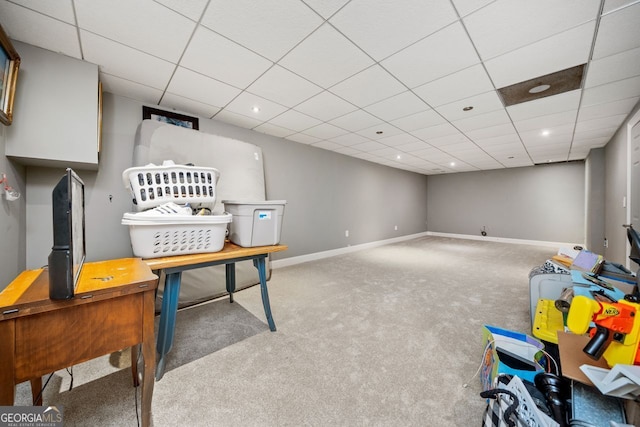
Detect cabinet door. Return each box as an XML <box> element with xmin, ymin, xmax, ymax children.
<box><xmin>5</xmin><ymin>41</ymin><xmax>99</xmax><ymax>170</ymax></box>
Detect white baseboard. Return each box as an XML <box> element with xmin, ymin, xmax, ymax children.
<box><xmin>271</xmin><ymin>231</ymin><xmax>582</xmax><ymax>269</ymax></box>
<box><xmin>425</xmin><ymin>231</ymin><xmax>583</xmax><ymax>249</ymax></box>
<box><xmin>271</xmin><ymin>231</ymin><xmax>430</xmax><ymax>269</ymax></box>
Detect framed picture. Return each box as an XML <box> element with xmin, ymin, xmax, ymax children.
<box><xmin>0</xmin><ymin>23</ymin><xmax>20</xmax><ymax>126</ymax></box>
<box><xmin>142</xmin><ymin>106</ymin><xmax>199</xmax><ymax>130</ymax></box>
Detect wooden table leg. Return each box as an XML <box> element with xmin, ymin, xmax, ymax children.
<box><xmin>131</xmin><ymin>345</ymin><xmax>140</xmax><ymax>387</ymax></box>
<box><xmin>0</xmin><ymin>320</ymin><xmax>16</xmax><ymax>405</ymax></box>
<box><xmin>30</xmin><ymin>377</ymin><xmax>43</xmax><ymax>405</ymax></box>
<box><xmin>141</xmin><ymin>290</ymin><xmax>155</xmax><ymax>427</ymax></box>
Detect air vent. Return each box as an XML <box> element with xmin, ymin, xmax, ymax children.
<box><xmin>498</xmin><ymin>64</ymin><xmax>585</xmax><ymax>107</ymax></box>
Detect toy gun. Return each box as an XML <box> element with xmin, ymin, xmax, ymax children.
<box><xmin>566</xmin><ymin>295</ymin><xmax>640</xmax><ymax>367</ymax></box>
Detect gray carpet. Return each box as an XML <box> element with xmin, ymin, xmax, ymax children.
<box><xmin>14</xmin><ymin>236</ymin><xmax>552</xmax><ymax>426</ymax></box>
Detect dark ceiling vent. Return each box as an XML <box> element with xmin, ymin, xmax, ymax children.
<box><xmin>497</xmin><ymin>64</ymin><xmax>586</xmax><ymax>107</ymax></box>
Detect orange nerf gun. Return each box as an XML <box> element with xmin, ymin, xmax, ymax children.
<box><xmin>567</xmin><ymin>295</ymin><xmax>640</xmax><ymax>367</ymax></box>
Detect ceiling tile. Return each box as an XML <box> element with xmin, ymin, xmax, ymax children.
<box><xmin>312</xmin><ymin>140</ymin><xmax>344</xmax><ymax>151</ymax></box>
<box><xmin>463</xmin><ymin>0</ymin><xmax>600</xmax><ymax>60</ymax></box>
<box><xmin>474</xmin><ymin>133</ymin><xmax>522</xmax><ymax>147</ymax></box>
<box><xmin>334</xmin><ymin>146</ymin><xmax>362</xmax><ymax>156</ymax></box>
<box><xmin>213</xmin><ymin>110</ymin><xmax>263</xmax><ymax>129</ymax></box>
<box><xmin>279</xmin><ymin>23</ymin><xmax>374</xmax><ymax>88</ymax></box>
<box><xmin>424</xmin><ymin>133</ymin><xmax>470</xmax><ymax>148</ymax></box>
<box><xmin>100</xmin><ymin>74</ymin><xmax>163</xmax><ymax>104</ymax></box>
<box><xmin>155</xmin><ymin>0</ymin><xmax>209</xmax><ymax>21</ymax></box>
<box><xmin>585</xmin><ymin>46</ymin><xmax>640</xmax><ymax>88</ymax></box>
<box><xmin>166</xmin><ymin>67</ymin><xmax>242</xmax><ymax>108</ymax></box>
<box><xmin>81</xmin><ymin>30</ymin><xmax>175</xmax><ymax>90</ymax></box>
<box><xmin>329</xmin><ymin>0</ymin><xmax>457</xmax><ymax>61</ymax></box>
<box><xmin>577</xmin><ymin>97</ymin><xmax>640</xmax><ymax>121</ymax></box>
<box><xmin>465</xmin><ymin>123</ymin><xmax>518</xmax><ymax>140</ymax></box>
<box><xmin>330</xmin><ymin>65</ymin><xmax>406</xmax><ymax>107</ymax></box>
<box><xmin>513</xmin><ymin>110</ymin><xmax>578</xmax><ymax>133</ymax></box>
<box><xmin>485</xmin><ymin>22</ymin><xmax>595</xmax><ymax>88</ymax></box>
<box><xmin>452</xmin><ymin>109</ymin><xmax>510</xmax><ymax>132</ymax></box>
<box><xmin>581</xmin><ymin>75</ymin><xmax>640</xmax><ymax>107</ymax></box>
<box><xmin>0</xmin><ymin>2</ymin><xmax>81</xmax><ymax>58</ymax></box>
<box><xmin>603</xmin><ymin>0</ymin><xmax>637</xmax><ymax>14</ymax></box>
<box><xmin>328</xmin><ymin>133</ymin><xmax>372</xmax><ymax>147</ymax></box>
<box><xmin>302</xmin><ymin>123</ymin><xmax>349</xmax><ymax>139</ymax></box>
<box><xmin>574</xmin><ymin>127</ymin><xmax>620</xmax><ymax>140</ymax></box>
<box><xmin>160</xmin><ymin>92</ymin><xmax>220</xmax><ymax>118</ymax></box>
<box><xmin>223</xmin><ymin>92</ymin><xmax>288</xmax><ymax>121</ymax></box>
<box><xmin>377</xmin><ymin>133</ymin><xmax>421</xmax><ymax>147</ymax></box>
<box><xmin>572</xmin><ymin>136</ymin><xmax>610</xmax><ymax>147</ymax></box>
<box><xmin>451</xmin><ymin>0</ymin><xmax>495</xmax><ymax>17</ymax></box>
<box><xmin>434</xmin><ymin>91</ymin><xmax>504</xmax><ymax>122</ymax></box>
<box><xmin>246</xmin><ymin>65</ymin><xmax>322</xmax><ymax>108</ymax></box>
<box><xmin>593</xmin><ymin>2</ymin><xmax>640</xmax><ymax>59</ymax></box>
<box><xmin>75</xmin><ymin>0</ymin><xmax>195</xmax><ymax>63</ymax></box>
<box><xmin>381</xmin><ymin>21</ymin><xmax>480</xmax><ymax>88</ymax></box>
<box><xmin>304</xmin><ymin>0</ymin><xmax>350</xmax><ymax>19</ymax></box>
<box><xmin>391</xmin><ymin>110</ymin><xmax>446</xmax><ymax>132</ymax></box>
<box><xmin>181</xmin><ymin>26</ymin><xmax>273</xmax><ymax>89</ymax></box>
<box><xmin>413</xmin><ymin>64</ymin><xmax>495</xmax><ymax>107</ymax></box>
<box><xmin>575</xmin><ymin>114</ymin><xmax>628</xmax><ymax>132</ymax></box>
<box><xmin>201</xmin><ymin>0</ymin><xmax>322</xmax><ymax>61</ymax></box>
<box><xmin>350</xmin><ymin>140</ymin><xmax>388</xmax><ymax>152</ymax></box>
<box><xmin>294</xmin><ymin>91</ymin><xmax>357</xmax><ymax>121</ymax></box>
<box><xmin>253</xmin><ymin>122</ymin><xmax>297</xmax><ymax>138</ymax></box>
<box><xmin>356</xmin><ymin>123</ymin><xmax>404</xmax><ymax>140</ymax></box>
<box><xmin>285</xmin><ymin>133</ymin><xmax>322</xmax><ymax>145</ymax></box>
<box><xmin>329</xmin><ymin>110</ymin><xmax>383</xmax><ymax>132</ymax></box>
<box><xmin>411</xmin><ymin>123</ymin><xmax>461</xmax><ymax>141</ymax></box>
<box><xmin>364</xmin><ymin>91</ymin><xmax>430</xmax><ymax>122</ymax></box>
<box><xmin>267</xmin><ymin>109</ymin><xmax>322</xmax><ymax>132</ymax></box>
<box><xmin>506</xmin><ymin>90</ymin><xmax>581</xmax><ymax>121</ymax></box>
<box><xmin>8</xmin><ymin>0</ymin><xmax>76</xmax><ymax>23</ymax></box>
<box><xmin>396</xmin><ymin>141</ymin><xmax>433</xmax><ymax>152</ymax></box>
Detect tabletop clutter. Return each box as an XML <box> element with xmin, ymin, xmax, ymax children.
<box><xmin>480</xmin><ymin>239</ymin><xmax>640</xmax><ymax>427</ymax></box>
<box><xmin>120</xmin><ymin>160</ymin><xmax>286</xmax><ymax>259</ymax></box>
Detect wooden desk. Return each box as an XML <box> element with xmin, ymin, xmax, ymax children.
<box><xmin>0</xmin><ymin>258</ymin><xmax>158</xmax><ymax>427</ymax></box>
<box><xmin>144</xmin><ymin>242</ymin><xmax>287</xmax><ymax>380</ymax></box>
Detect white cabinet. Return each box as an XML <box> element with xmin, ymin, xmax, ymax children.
<box><xmin>4</xmin><ymin>41</ymin><xmax>99</xmax><ymax>170</ymax></box>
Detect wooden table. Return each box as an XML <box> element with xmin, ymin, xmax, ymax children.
<box><xmin>0</xmin><ymin>258</ymin><xmax>158</xmax><ymax>427</ymax></box>
<box><xmin>144</xmin><ymin>242</ymin><xmax>287</xmax><ymax>380</ymax></box>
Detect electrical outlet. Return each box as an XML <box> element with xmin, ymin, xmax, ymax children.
<box><xmin>604</xmin><ymin>238</ymin><xmax>608</xmax><ymax>248</ymax></box>
<box><xmin>345</xmin><ymin>230</ymin><xmax>349</xmax><ymax>237</ymax></box>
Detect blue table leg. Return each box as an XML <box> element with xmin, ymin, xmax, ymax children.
<box><xmin>253</xmin><ymin>257</ymin><xmax>276</xmax><ymax>332</ymax></box>
<box><xmin>225</xmin><ymin>263</ymin><xmax>236</xmax><ymax>303</ymax></box>
<box><xmin>156</xmin><ymin>271</ymin><xmax>182</xmax><ymax>380</ymax></box>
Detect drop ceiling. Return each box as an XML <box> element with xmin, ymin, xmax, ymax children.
<box><xmin>2</xmin><ymin>0</ymin><xmax>640</xmax><ymax>175</ymax></box>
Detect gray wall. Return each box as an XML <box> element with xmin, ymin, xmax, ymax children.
<box><xmin>585</xmin><ymin>148</ymin><xmax>606</xmax><ymax>254</ymax></box>
<box><xmin>0</xmin><ymin>125</ymin><xmax>26</xmax><ymax>289</ymax></box>
<box><xmin>604</xmin><ymin>101</ymin><xmax>640</xmax><ymax>265</ymax></box>
<box><xmin>23</xmin><ymin>92</ymin><xmax>430</xmax><ymax>270</ymax></box>
<box><xmin>426</xmin><ymin>162</ymin><xmax>586</xmax><ymax>244</ymax></box>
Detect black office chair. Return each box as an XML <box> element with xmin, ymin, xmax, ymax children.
<box><xmin>623</xmin><ymin>224</ymin><xmax>640</xmax><ymax>298</ymax></box>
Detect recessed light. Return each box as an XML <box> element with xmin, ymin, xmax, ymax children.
<box><xmin>529</xmin><ymin>84</ymin><xmax>551</xmax><ymax>94</ymax></box>
<box><xmin>251</xmin><ymin>106</ymin><xmax>261</xmax><ymax>113</ymax></box>
<box><xmin>450</xmin><ymin>162</ymin><xmax>455</xmax><ymax>167</ymax></box>
<box><xmin>462</xmin><ymin>106</ymin><xmax>473</xmax><ymax>111</ymax></box>
<box><xmin>396</xmin><ymin>154</ymin><xmax>402</xmax><ymax>160</ymax></box>
<box><xmin>541</xmin><ymin>130</ymin><xmax>550</xmax><ymax>136</ymax></box>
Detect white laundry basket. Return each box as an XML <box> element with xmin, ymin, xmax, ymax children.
<box><xmin>121</xmin><ymin>212</ymin><xmax>232</xmax><ymax>258</ymax></box>
<box><xmin>122</xmin><ymin>161</ymin><xmax>220</xmax><ymax>211</ymax></box>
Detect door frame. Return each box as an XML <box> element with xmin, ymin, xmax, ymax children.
<box><xmin>626</xmin><ymin>108</ymin><xmax>640</xmax><ymax>269</ymax></box>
